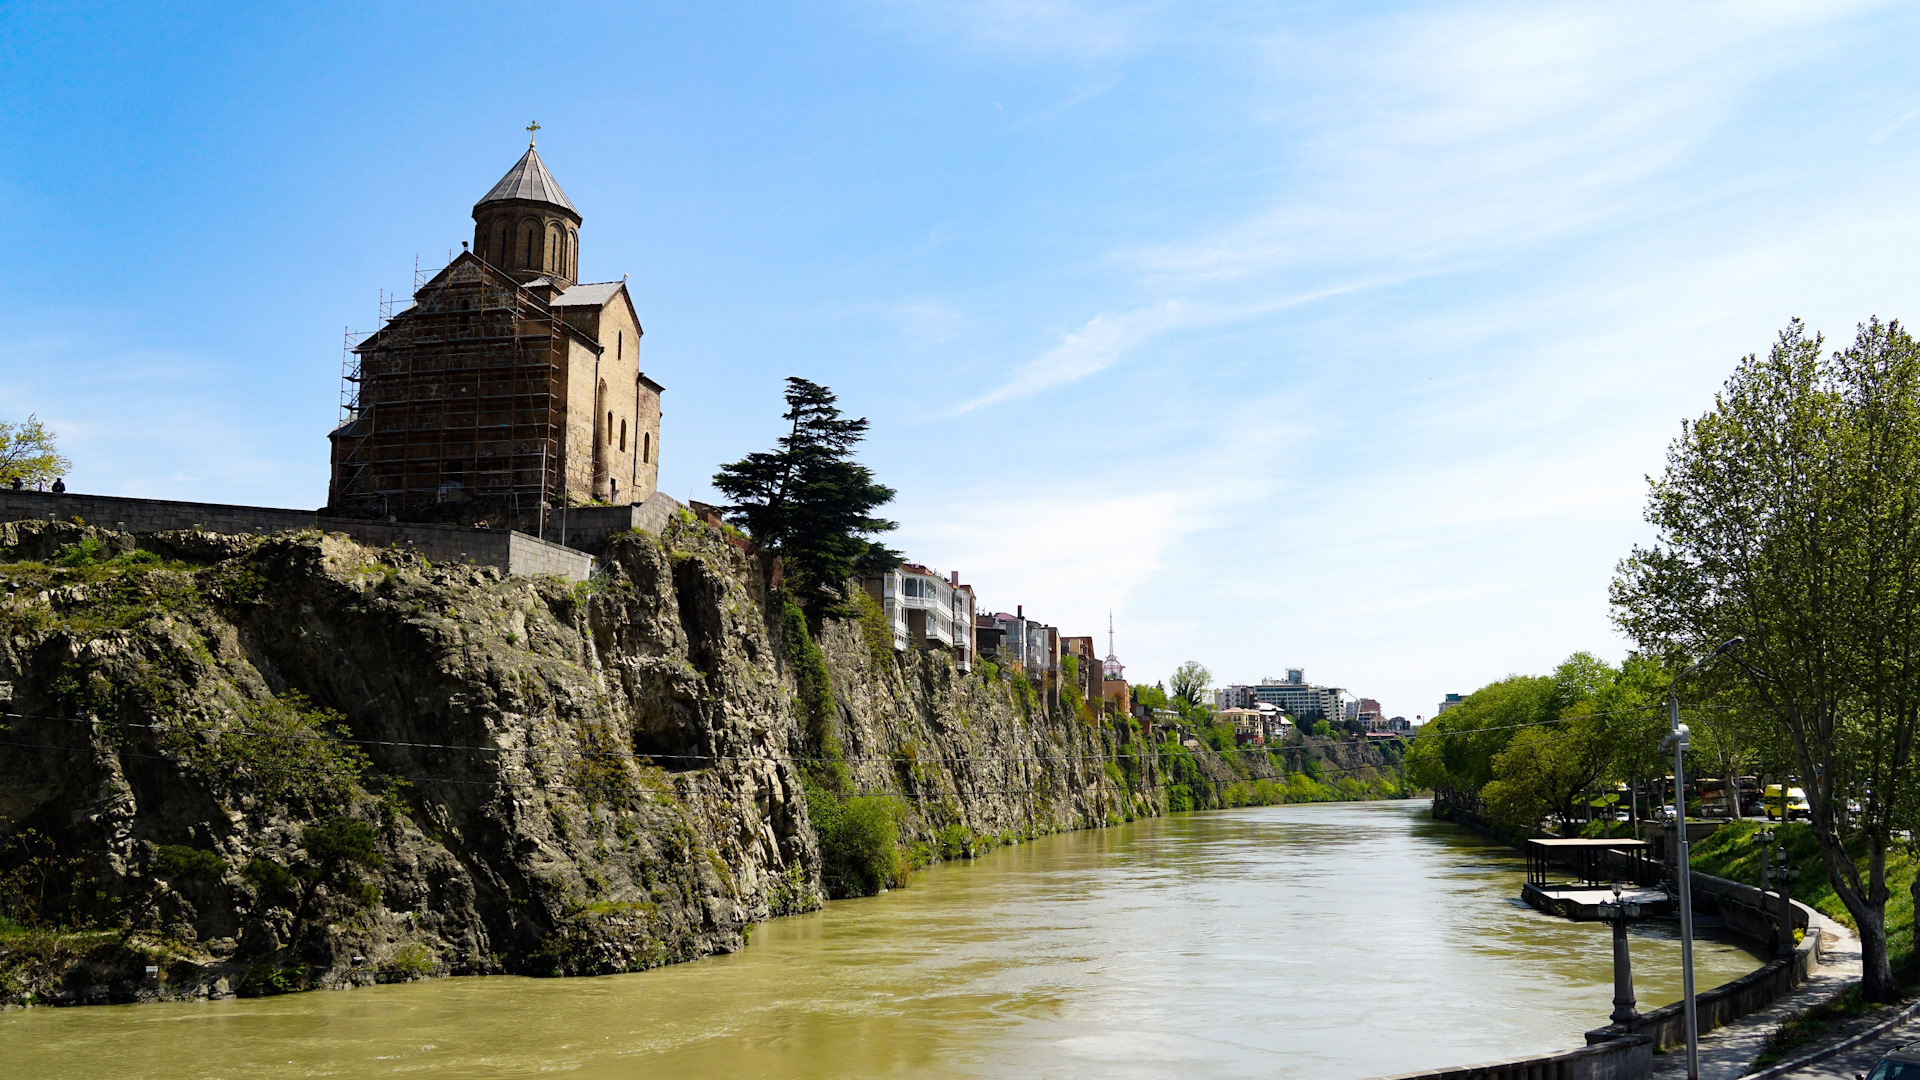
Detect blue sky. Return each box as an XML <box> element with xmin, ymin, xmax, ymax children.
<box><xmin>4</xmin><ymin>2</ymin><xmax>1918</xmax><ymax>718</ymax></box>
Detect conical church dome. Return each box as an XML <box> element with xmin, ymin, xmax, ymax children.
<box><xmin>475</xmin><ymin>146</ymin><xmax>576</xmax><ymax>215</ymax></box>
<box><xmin>472</xmin><ymin>139</ymin><xmax>582</xmax><ymax>287</ymax></box>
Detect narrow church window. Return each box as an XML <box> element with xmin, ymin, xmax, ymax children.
<box><xmin>522</xmin><ymin>225</ymin><xmax>535</xmax><ymax>268</ymax></box>
<box><xmin>643</xmin><ymin>432</ymin><xmax>651</xmax><ymax>464</ymax></box>
<box><xmin>607</xmin><ymin>411</ymin><xmax>615</xmax><ymax>445</ymax></box>
<box><xmin>620</xmin><ymin>419</ymin><xmax>627</xmax><ymax>452</ymax></box>
<box><xmin>617</xmin><ymin>332</ymin><xmax>622</xmax><ymax>361</ymax></box>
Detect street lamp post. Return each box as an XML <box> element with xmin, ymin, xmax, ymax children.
<box><xmin>1661</xmin><ymin>636</ymin><xmax>1745</xmax><ymax>1080</ymax></box>
<box><xmin>1768</xmin><ymin>845</ymin><xmax>1798</xmax><ymax>957</ymax></box>
<box><xmin>1600</xmin><ymin>881</ymin><xmax>1641</xmax><ymax>1024</ymax></box>
<box><xmin>1758</xmin><ymin>827</ymin><xmax>1776</xmax><ymax>950</ymax></box>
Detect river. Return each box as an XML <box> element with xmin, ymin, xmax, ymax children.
<box><xmin>0</xmin><ymin>801</ymin><xmax>1765</xmax><ymax>1079</ymax></box>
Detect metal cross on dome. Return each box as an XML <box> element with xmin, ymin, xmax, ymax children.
<box><xmin>526</xmin><ymin>121</ymin><xmax>540</xmax><ymax>147</ymax></box>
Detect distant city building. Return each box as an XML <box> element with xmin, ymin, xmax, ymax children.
<box><xmin>1437</xmin><ymin>693</ymin><xmax>1466</xmax><ymax>714</ymax></box>
<box><xmin>1257</xmin><ymin>702</ymin><xmax>1294</xmax><ymax>739</ymax></box>
<box><xmin>1253</xmin><ymin>671</ymin><xmax>1349</xmax><ymax>725</ymax></box>
<box><xmin>1217</xmin><ymin>670</ymin><xmax>1350</xmax><ymax>724</ymax></box>
<box><xmin>1216</xmin><ymin>684</ymin><xmax>1257</xmax><ymax>710</ymax></box>
<box><xmin>1218</xmin><ymin>707</ymin><xmax>1263</xmax><ymax>736</ymax></box>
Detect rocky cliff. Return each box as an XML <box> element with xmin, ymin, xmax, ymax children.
<box><xmin>0</xmin><ymin>514</ymin><xmax>1154</xmax><ymax>1006</ymax></box>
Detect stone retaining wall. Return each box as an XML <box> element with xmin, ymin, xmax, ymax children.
<box><xmin>322</xmin><ymin>518</ymin><xmax>594</xmax><ymax>582</ymax></box>
<box><xmin>537</xmin><ymin>491</ymin><xmax>684</xmax><ymax>551</ymax></box>
<box><xmin>1429</xmin><ymin>800</ymin><xmax>1831</xmax><ymax>1080</ymax></box>
<box><xmin>0</xmin><ymin>489</ymin><xmax>596</xmax><ymax>582</ymax></box>
<box><xmin>0</xmin><ymin>490</ymin><xmax>318</xmax><ymax>535</ymax></box>
<box><xmin>1583</xmin><ymin>871</ymin><xmax>1822</xmax><ymax>1052</ymax></box>
<box><xmin>1360</xmin><ymin>1035</ymin><xmax>1654</xmax><ymax>1080</ymax></box>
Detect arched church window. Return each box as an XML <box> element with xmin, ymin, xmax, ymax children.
<box><xmin>607</xmin><ymin>411</ymin><xmax>615</xmax><ymax>445</ymax></box>
<box><xmin>643</xmin><ymin>432</ymin><xmax>651</xmax><ymax>464</ymax></box>
<box><xmin>620</xmin><ymin>419</ymin><xmax>627</xmax><ymax>452</ymax></box>
<box><xmin>521</xmin><ymin>224</ymin><xmax>536</xmax><ymax>269</ymax></box>
<box><xmin>547</xmin><ymin>227</ymin><xmax>560</xmax><ymax>273</ymax></box>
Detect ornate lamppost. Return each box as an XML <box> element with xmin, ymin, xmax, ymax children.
<box><xmin>1767</xmin><ymin>842</ymin><xmax>1798</xmax><ymax>956</ymax></box>
<box><xmin>1598</xmin><ymin>881</ymin><xmax>1641</xmax><ymax>1024</ymax></box>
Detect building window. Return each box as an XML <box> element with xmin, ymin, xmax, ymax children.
<box><xmin>607</xmin><ymin>411</ymin><xmax>614</xmax><ymax>445</ymax></box>
<box><xmin>619</xmin><ymin>419</ymin><xmax>627</xmax><ymax>452</ymax></box>
<box><xmin>643</xmin><ymin>432</ymin><xmax>650</xmax><ymax>464</ymax></box>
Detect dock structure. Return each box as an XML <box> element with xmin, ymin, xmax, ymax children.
<box><xmin>1521</xmin><ymin>838</ymin><xmax>1670</xmax><ymax>921</ymax></box>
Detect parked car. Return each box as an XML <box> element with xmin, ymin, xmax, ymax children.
<box><xmin>1764</xmin><ymin>784</ymin><xmax>1812</xmax><ymax>821</ymax></box>
<box><xmin>1861</xmin><ymin>1042</ymin><xmax>1920</xmax><ymax>1078</ymax></box>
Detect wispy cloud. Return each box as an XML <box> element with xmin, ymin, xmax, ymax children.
<box><xmin>956</xmin><ymin>300</ymin><xmax>1187</xmax><ymax>411</ymax></box>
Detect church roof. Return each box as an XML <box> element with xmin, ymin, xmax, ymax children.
<box><xmin>553</xmin><ymin>281</ymin><xmax>625</xmax><ymax>307</ymax></box>
<box><xmin>475</xmin><ymin>147</ymin><xmax>576</xmax><ymax>213</ymax></box>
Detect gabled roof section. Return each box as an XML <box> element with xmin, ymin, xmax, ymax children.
<box><xmin>475</xmin><ymin>147</ymin><xmax>576</xmax><ymax>214</ymax></box>
<box><xmin>552</xmin><ymin>281</ymin><xmax>624</xmax><ymax>307</ymax></box>
<box><xmin>554</xmin><ymin>280</ymin><xmax>645</xmax><ymax>344</ymax></box>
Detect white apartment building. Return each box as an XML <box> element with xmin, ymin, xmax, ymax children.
<box><xmin>1229</xmin><ymin>671</ymin><xmax>1349</xmax><ymax>725</ymax></box>
<box><xmin>870</xmin><ymin>563</ymin><xmax>975</xmax><ymax>672</ymax></box>
<box><xmin>1215</xmin><ymin>684</ymin><xmax>1257</xmax><ymax>710</ymax></box>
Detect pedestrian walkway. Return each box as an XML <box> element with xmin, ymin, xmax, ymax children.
<box><xmin>1649</xmin><ymin>914</ymin><xmax>1862</xmax><ymax>1079</ymax></box>
<box><xmin>1777</xmin><ymin>1007</ymin><xmax>1920</xmax><ymax>1078</ymax></box>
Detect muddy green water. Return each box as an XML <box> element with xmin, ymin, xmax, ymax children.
<box><xmin>0</xmin><ymin>802</ymin><xmax>1764</xmax><ymax>1080</ymax></box>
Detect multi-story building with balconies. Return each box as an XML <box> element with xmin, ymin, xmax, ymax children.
<box><xmin>865</xmin><ymin>563</ymin><xmax>975</xmax><ymax>672</ymax></box>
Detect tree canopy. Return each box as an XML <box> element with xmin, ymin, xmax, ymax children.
<box><xmin>0</xmin><ymin>414</ymin><xmax>69</xmax><ymax>487</ymax></box>
<box><xmin>1612</xmin><ymin>317</ymin><xmax>1920</xmax><ymax>1002</ymax></box>
<box><xmin>1169</xmin><ymin>661</ymin><xmax>1211</xmax><ymax>707</ymax></box>
<box><xmin>712</xmin><ymin>378</ymin><xmax>900</xmax><ymax>614</ymax></box>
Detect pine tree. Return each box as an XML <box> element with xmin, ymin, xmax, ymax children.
<box><xmin>712</xmin><ymin>378</ymin><xmax>900</xmax><ymax>614</ymax></box>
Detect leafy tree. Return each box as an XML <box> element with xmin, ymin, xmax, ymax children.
<box><xmin>1131</xmin><ymin>684</ymin><xmax>1169</xmax><ymax>712</ymax></box>
<box><xmin>0</xmin><ymin>414</ymin><xmax>70</xmax><ymax>487</ymax></box>
<box><xmin>1169</xmin><ymin>661</ymin><xmax>1211</xmax><ymax>707</ymax></box>
<box><xmin>1405</xmin><ymin>675</ymin><xmax>1555</xmax><ymax>806</ymax></box>
<box><xmin>1612</xmin><ymin>318</ymin><xmax>1920</xmax><ymax>1002</ymax></box>
<box><xmin>712</xmin><ymin>378</ymin><xmax>900</xmax><ymax>614</ymax></box>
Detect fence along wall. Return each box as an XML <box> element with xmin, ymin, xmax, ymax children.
<box><xmin>0</xmin><ymin>490</ymin><xmax>595</xmax><ymax>582</ymax></box>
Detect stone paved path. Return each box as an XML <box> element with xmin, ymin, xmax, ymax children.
<box><xmin>1649</xmin><ymin>914</ymin><xmax>1862</xmax><ymax>1079</ymax></box>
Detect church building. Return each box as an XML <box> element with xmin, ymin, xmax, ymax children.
<box><xmin>329</xmin><ymin>134</ymin><xmax>662</xmax><ymax>526</ymax></box>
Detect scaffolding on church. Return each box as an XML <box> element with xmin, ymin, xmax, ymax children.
<box><xmin>329</xmin><ymin>254</ymin><xmax>568</xmax><ymax>530</ymax></box>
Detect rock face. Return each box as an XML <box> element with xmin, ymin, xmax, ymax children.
<box><xmin>0</xmin><ymin>515</ymin><xmax>1154</xmax><ymax>1005</ymax></box>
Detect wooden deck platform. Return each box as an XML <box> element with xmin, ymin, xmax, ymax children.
<box><xmin>1522</xmin><ymin>881</ymin><xmax>1672</xmax><ymax>921</ymax></box>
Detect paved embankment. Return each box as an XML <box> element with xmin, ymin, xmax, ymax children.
<box><xmin>1644</xmin><ymin>915</ymin><xmax>1860</xmax><ymax>1078</ymax></box>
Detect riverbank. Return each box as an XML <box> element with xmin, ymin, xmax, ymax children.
<box><xmin>0</xmin><ymin>802</ymin><xmax>1764</xmax><ymax>1080</ymax></box>
<box><xmin>0</xmin><ymin>514</ymin><xmax>1408</xmax><ymax>1008</ymax></box>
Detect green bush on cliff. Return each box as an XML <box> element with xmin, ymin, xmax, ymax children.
<box><xmin>244</xmin><ymin>817</ymin><xmax>384</xmax><ymax>919</ymax></box>
<box><xmin>783</xmin><ymin>597</ymin><xmax>850</xmax><ymax>792</ymax></box>
<box><xmin>153</xmin><ymin>845</ymin><xmax>226</xmax><ymax>883</ymax></box>
<box><xmin>163</xmin><ymin>692</ymin><xmax>371</xmax><ymax>813</ymax></box>
<box><xmin>806</xmin><ymin>784</ymin><xmax>902</xmax><ymax>898</ymax></box>
<box><xmin>853</xmin><ymin>587</ymin><xmax>894</xmax><ymax>671</ymax></box>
